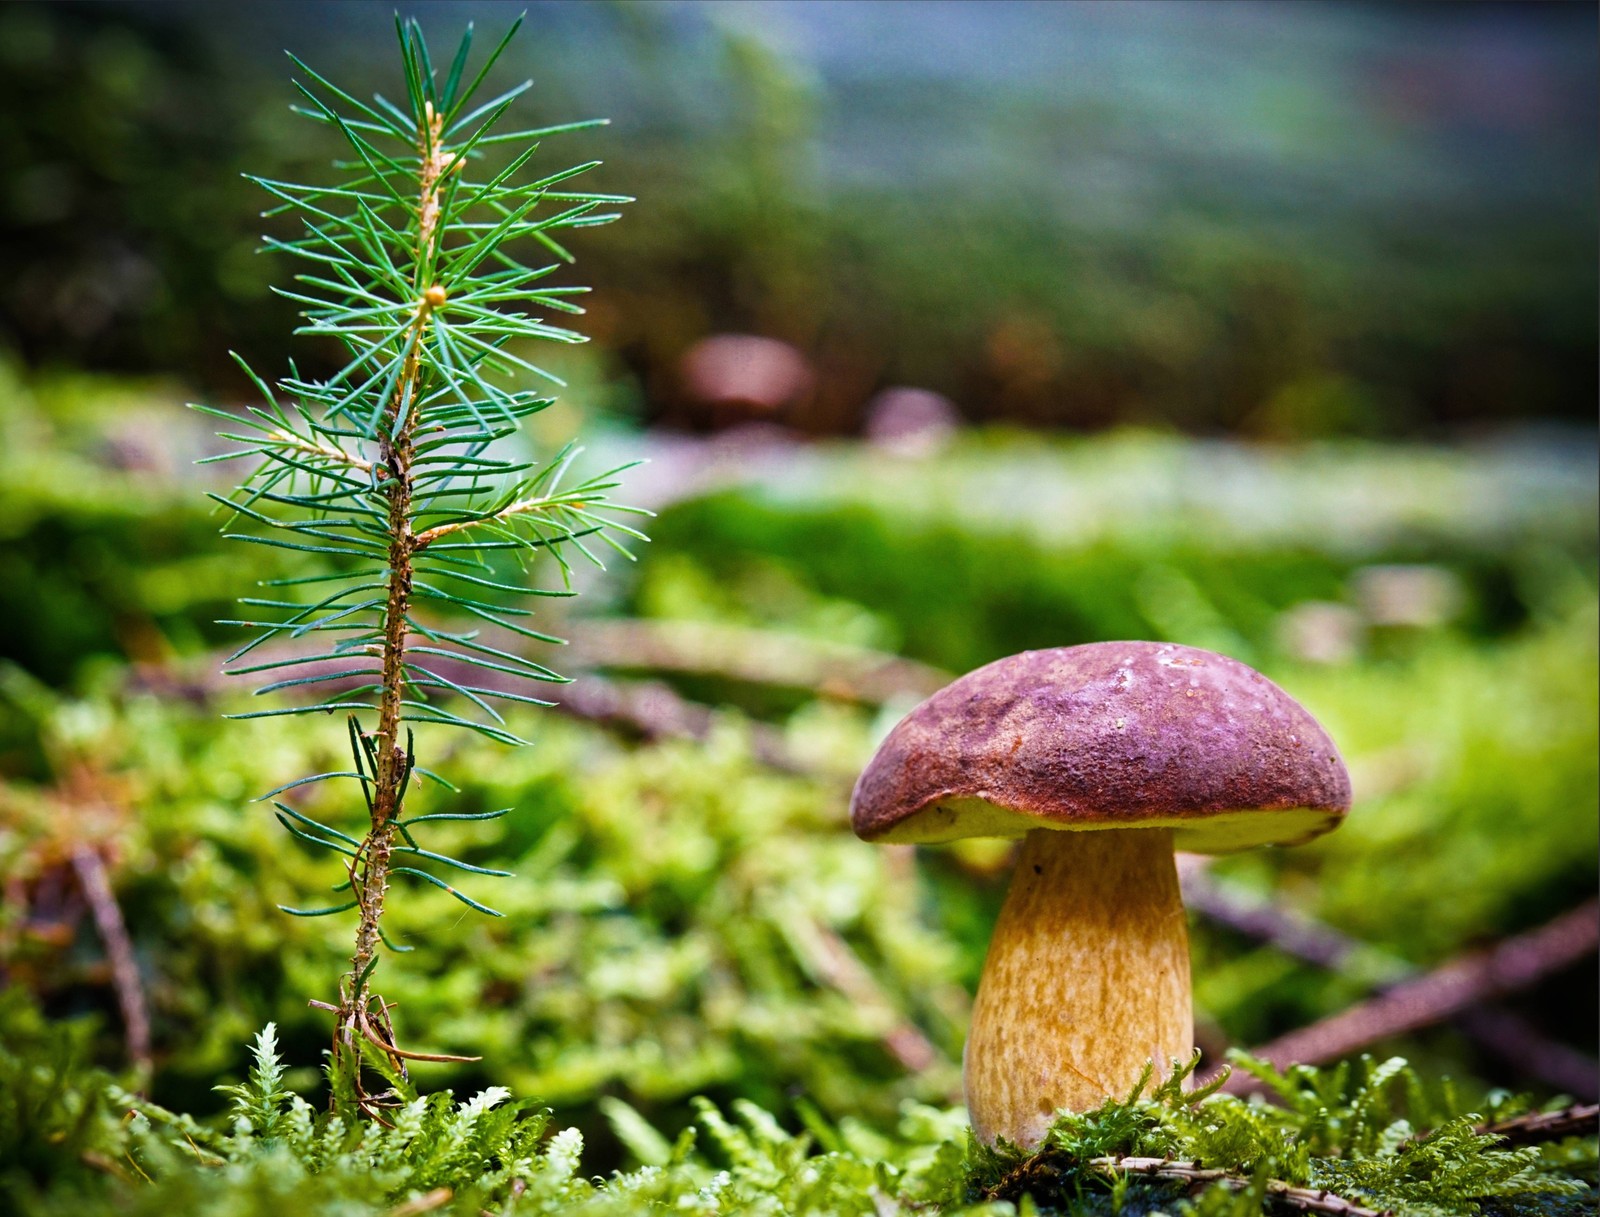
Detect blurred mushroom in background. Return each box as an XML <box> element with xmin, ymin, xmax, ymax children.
<box><xmin>1277</xmin><ymin>601</ymin><xmax>1364</xmax><ymax>665</ymax></box>
<box><xmin>1353</xmin><ymin>564</ymin><xmax>1465</xmax><ymax>629</ymax></box>
<box><xmin>863</xmin><ymin>386</ymin><xmax>961</xmax><ymax>459</ymax></box>
<box><xmin>679</xmin><ymin>333</ymin><xmax>813</xmax><ymax>430</ymax></box>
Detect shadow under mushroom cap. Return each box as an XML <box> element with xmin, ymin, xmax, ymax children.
<box><xmin>850</xmin><ymin>641</ymin><xmax>1351</xmax><ymax>854</ymax></box>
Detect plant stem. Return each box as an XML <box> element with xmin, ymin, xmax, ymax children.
<box><xmin>336</xmin><ymin>101</ymin><xmax>454</xmax><ymax>1074</ymax></box>
<box><xmin>964</xmin><ymin>827</ymin><xmax>1192</xmax><ymax>1148</ymax></box>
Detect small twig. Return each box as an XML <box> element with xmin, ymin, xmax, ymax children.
<box><xmin>78</xmin><ymin>1149</ymin><xmax>129</xmax><ymax>1180</ymax></box>
<box><xmin>1479</xmin><ymin>1103</ymin><xmax>1599</xmax><ymax>1147</ymax></box>
<box><xmin>563</xmin><ymin>618</ymin><xmax>951</xmax><ymax>706</ymax></box>
<box><xmin>1233</xmin><ymin>899</ymin><xmax>1599</xmax><ymax>1086</ymax></box>
<box><xmin>269</xmin><ymin>428</ymin><xmax>374</xmax><ymax>475</ymax></box>
<box><xmin>788</xmin><ymin>916</ymin><xmax>946</xmax><ymax>1076</ymax></box>
<box><xmin>1180</xmin><ymin>862</ymin><xmax>1409</xmax><ymax>980</ymax></box>
<box><xmin>384</xmin><ymin>1187</ymin><xmax>453</xmax><ymax>1217</ymax></box>
<box><xmin>1090</xmin><ymin>1157</ymin><xmax>1391</xmax><ymax>1217</ymax></box>
<box><xmin>70</xmin><ymin>844</ymin><xmax>152</xmax><ymax>1086</ymax></box>
<box><xmin>1182</xmin><ymin>867</ymin><xmax>1599</xmax><ymax>1099</ymax></box>
<box><xmin>413</xmin><ymin>490</ymin><xmax>600</xmax><ymax>548</ymax></box>
<box><xmin>552</xmin><ymin>673</ymin><xmax>805</xmax><ymax>773</ymax></box>
<box><xmin>984</xmin><ymin>1153</ymin><xmax>1389</xmax><ymax>1216</ymax></box>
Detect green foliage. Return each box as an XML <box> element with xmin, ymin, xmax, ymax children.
<box><xmin>0</xmin><ymin>340</ymin><xmax>1593</xmax><ymax>1205</ymax></box>
<box><xmin>633</xmin><ymin>433</ymin><xmax>1599</xmax><ymax>1013</ymax></box>
<box><xmin>203</xmin><ymin>15</ymin><xmax>641</xmax><ymax>941</ymax></box>
<box><xmin>0</xmin><ymin>994</ymin><xmax>131</xmax><ymax>1194</ymax></box>
<box><xmin>972</xmin><ymin>1055</ymin><xmax>1596</xmax><ymax>1217</ymax></box>
<box><xmin>213</xmin><ymin>1025</ymin><xmax>294</xmax><ymax>1142</ymax></box>
<box><xmin>1272</xmin><ymin>598</ymin><xmax>1600</xmax><ymax>957</ymax></box>
<box><xmin>0</xmin><ymin>406</ymin><xmax>1591</xmax><ymax>1129</ymax></box>
<box><xmin>0</xmin><ymin>361</ymin><xmax>250</xmax><ymax>688</ymax></box>
<box><xmin>2</xmin><ymin>1007</ymin><xmax>983</xmax><ymax>1216</ymax></box>
<box><xmin>637</xmin><ymin>431</ymin><xmax>1596</xmax><ymax>676</ymax></box>
<box><xmin>5</xmin><ymin>1007</ymin><xmax>1593</xmax><ymax>1216</ymax></box>
<box><xmin>0</xmin><ymin>673</ymin><xmax>966</xmax><ymax>1127</ymax></box>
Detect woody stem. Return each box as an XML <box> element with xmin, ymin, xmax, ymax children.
<box><xmin>335</xmin><ymin>103</ymin><xmax>453</xmax><ymax>1065</ymax></box>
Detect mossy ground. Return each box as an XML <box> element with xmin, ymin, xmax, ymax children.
<box><xmin>4</xmin><ymin>1010</ymin><xmax>1594</xmax><ymax>1216</ymax></box>
<box><xmin>1</xmin><ymin>365</ymin><xmax>1594</xmax><ymax>1212</ymax></box>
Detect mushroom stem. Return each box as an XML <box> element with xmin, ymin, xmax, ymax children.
<box><xmin>965</xmin><ymin>826</ymin><xmax>1192</xmax><ymax>1147</ymax></box>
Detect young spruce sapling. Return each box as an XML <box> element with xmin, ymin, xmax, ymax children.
<box><xmin>196</xmin><ymin>15</ymin><xmax>643</xmax><ymax>1117</ymax></box>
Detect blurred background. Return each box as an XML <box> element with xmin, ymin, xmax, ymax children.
<box><xmin>0</xmin><ymin>0</ymin><xmax>1595</xmax><ymax>1171</ymax></box>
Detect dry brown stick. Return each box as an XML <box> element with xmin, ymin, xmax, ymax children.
<box><xmin>1180</xmin><ymin>865</ymin><xmax>1409</xmax><ymax>980</ymax></box>
<box><xmin>70</xmin><ymin>844</ymin><xmax>152</xmax><ymax>1085</ymax></box>
<box><xmin>384</xmin><ymin>1187</ymin><xmax>453</xmax><ymax>1217</ymax></box>
<box><xmin>1479</xmin><ymin>1103</ymin><xmax>1599</xmax><ymax>1147</ymax></box>
<box><xmin>563</xmin><ymin>618</ymin><xmax>950</xmax><ymax>705</ymax></box>
<box><xmin>1090</xmin><ymin>1157</ymin><xmax>1391</xmax><ymax>1217</ymax></box>
<box><xmin>1452</xmin><ymin>1006</ymin><xmax>1599</xmax><ymax>1102</ymax></box>
<box><xmin>1181</xmin><ymin>869</ymin><xmax>1599</xmax><ymax>1099</ymax></box>
<box><xmin>1231</xmin><ymin>899</ymin><xmax>1599</xmax><ymax>1088</ymax></box>
<box><xmin>985</xmin><ymin>1154</ymin><xmax>1389</xmax><ymax>1216</ymax></box>
<box><xmin>786</xmin><ymin>916</ymin><xmax>944</xmax><ymax>1075</ymax></box>
<box><xmin>550</xmin><ymin>673</ymin><xmax>806</xmax><ymax>774</ymax></box>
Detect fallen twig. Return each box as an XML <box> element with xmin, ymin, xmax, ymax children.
<box><xmin>563</xmin><ymin>618</ymin><xmax>950</xmax><ymax>705</ymax></box>
<box><xmin>1231</xmin><ymin>899</ymin><xmax>1599</xmax><ymax>1088</ymax></box>
<box><xmin>550</xmin><ymin>673</ymin><xmax>805</xmax><ymax>773</ymax></box>
<box><xmin>1480</xmin><ymin>1103</ymin><xmax>1599</xmax><ymax>1147</ymax></box>
<box><xmin>1181</xmin><ymin>866</ymin><xmax>1599</xmax><ymax>1099</ymax></box>
<box><xmin>70</xmin><ymin>844</ymin><xmax>152</xmax><ymax>1086</ymax></box>
<box><xmin>786</xmin><ymin>916</ymin><xmax>945</xmax><ymax>1075</ymax></box>
<box><xmin>384</xmin><ymin>1187</ymin><xmax>452</xmax><ymax>1217</ymax></box>
<box><xmin>1092</xmin><ymin>1157</ymin><xmax>1390</xmax><ymax>1217</ymax></box>
<box><xmin>1179</xmin><ymin>862</ymin><xmax>1408</xmax><ymax>981</ymax></box>
<box><xmin>984</xmin><ymin>1152</ymin><xmax>1389</xmax><ymax>1216</ymax></box>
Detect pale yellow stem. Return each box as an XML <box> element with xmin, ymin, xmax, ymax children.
<box><xmin>964</xmin><ymin>826</ymin><xmax>1192</xmax><ymax>1147</ymax></box>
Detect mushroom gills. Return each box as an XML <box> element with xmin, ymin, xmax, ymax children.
<box><xmin>877</xmin><ymin>799</ymin><xmax>1339</xmax><ymax>852</ymax></box>
<box><xmin>964</xmin><ymin>826</ymin><xmax>1192</xmax><ymax>1148</ymax></box>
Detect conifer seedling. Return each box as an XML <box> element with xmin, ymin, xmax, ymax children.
<box><xmin>197</xmin><ymin>15</ymin><xmax>642</xmax><ymax>1117</ymax></box>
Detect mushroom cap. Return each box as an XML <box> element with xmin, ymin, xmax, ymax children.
<box><xmin>851</xmin><ymin>641</ymin><xmax>1350</xmax><ymax>853</ymax></box>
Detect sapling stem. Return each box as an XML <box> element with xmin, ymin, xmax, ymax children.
<box><xmin>338</xmin><ymin>102</ymin><xmax>449</xmax><ymax>1065</ymax></box>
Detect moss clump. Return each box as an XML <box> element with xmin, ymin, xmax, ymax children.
<box><xmin>5</xmin><ymin>1005</ymin><xmax>1594</xmax><ymax>1217</ymax></box>
<box><xmin>971</xmin><ymin>1056</ymin><xmax>1596</xmax><ymax>1217</ymax></box>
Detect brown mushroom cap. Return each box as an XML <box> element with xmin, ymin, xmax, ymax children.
<box><xmin>851</xmin><ymin>641</ymin><xmax>1350</xmax><ymax>853</ymax></box>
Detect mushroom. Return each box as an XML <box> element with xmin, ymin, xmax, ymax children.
<box><xmin>850</xmin><ymin>641</ymin><xmax>1350</xmax><ymax>1148</ymax></box>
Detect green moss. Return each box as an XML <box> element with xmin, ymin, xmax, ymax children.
<box><xmin>5</xmin><ymin>1011</ymin><xmax>1593</xmax><ymax>1216</ymax></box>
<box><xmin>970</xmin><ymin>1056</ymin><xmax>1596</xmax><ymax>1217</ymax></box>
